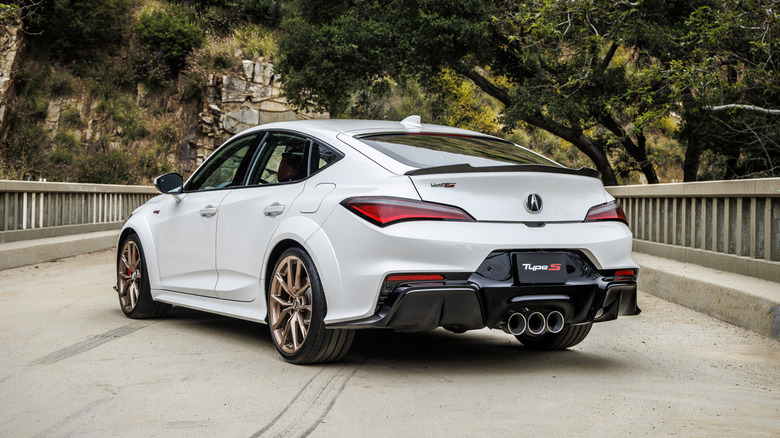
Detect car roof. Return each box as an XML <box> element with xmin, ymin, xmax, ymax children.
<box><xmin>241</xmin><ymin>118</ymin><xmax>492</xmax><ymax>139</ymax></box>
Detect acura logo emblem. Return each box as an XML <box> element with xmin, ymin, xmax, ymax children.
<box><xmin>525</xmin><ymin>193</ymin><xmax>543</xmax><ymax>213</ymax></box>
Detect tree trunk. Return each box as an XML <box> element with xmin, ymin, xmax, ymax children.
<box><xmin>683</xmin><ymin>135</ymin><xmax>701</xmax><ymax>181</ymax></box>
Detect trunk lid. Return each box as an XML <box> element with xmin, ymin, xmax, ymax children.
<box><xmin>408</xmin><ymin>166</ymin><xmax>608</xmax><ymax>222</ymax></box>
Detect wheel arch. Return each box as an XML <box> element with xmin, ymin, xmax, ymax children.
<box><xmin>117</xmin><ymin>216</ymin><xmax>162</xmax><ymax>291</ymax></box>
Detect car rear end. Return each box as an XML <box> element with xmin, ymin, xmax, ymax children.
<box><xmin>319</xmin><ymin>125</ymin><xmax>639</xmax><ymax>342</ymax></box>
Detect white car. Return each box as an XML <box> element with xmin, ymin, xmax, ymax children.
<box><xmin>115</xmin><ymin>116</ymin><xmax>639</xmax><ymax>364</ymax></box>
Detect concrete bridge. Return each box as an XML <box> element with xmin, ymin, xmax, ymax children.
<box><xmin>1</xmin><ymin>178</ymin><xmax>779</xmax><ymax>340</ymax></box>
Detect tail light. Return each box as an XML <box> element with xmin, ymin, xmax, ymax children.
<box><xmin>584</xmin><ymin>201</ymin><xmax>628</xmax><ymax>225</ymax></box>
<box><xmin>341</xmin><ymin>196</ymin><xmax>474</xmax><ymax>227</ymax></box>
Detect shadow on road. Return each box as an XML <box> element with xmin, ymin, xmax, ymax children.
<box><xmin>149</xmin><ymin>306</ymin><xmax>635</xmax><ymax>375</ymax></box>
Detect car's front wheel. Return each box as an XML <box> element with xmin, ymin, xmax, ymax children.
<box><xmin>267</xmin><ymin>247</ymin><xmax>354</xmax><ymax>364</ymax></box>
<box><xmin>117</xmin><ymin>233</ymin><xmax>171</xmax><ymax>319</ymax></box>
<box><xmin>515</xmin><ymin>322</ymin><xmax>592</xmax><ymax>350</ymax></box>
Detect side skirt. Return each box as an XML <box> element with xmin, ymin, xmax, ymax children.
<box><xmin>152</xmin><ymin>289</ymin><xmax>267</xmax><ymax>324</ymax></box>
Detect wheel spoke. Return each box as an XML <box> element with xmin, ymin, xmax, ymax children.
<box><xmin>290</xmin><ymin>314</ymin><xmax>300</xmax><ymax>349</ymax></box>
<box><xmin>296</xmin><ymin>311</ymin><xmax>307</xmax><ymax>335</ymax></box>
<box><xmin>272</xmin><ymin>307</ymin><xmax>292</xmax><ymax>330</ymax></box>
<box><xmin>120</xmin><ymin>255</ymin><xmax>131</xmax><ymax>271</ymax></box>
<box><xmin>281</xmin><ymin>316</ymin><xmax>292</xmax><ymax>348</ymax></box>
<box><xmin>270</xmin><ymin>294</ymin><xmax>291</xmax><ymax>306</ymax></box>
<box><xmin>129</xmin><ymin>283</ymin><xmax>137</xmax><ymax>308</ymax></box>
<box><xmin>275</xmin><ymin>272</ymin><xmax>292</xmax><ymax>296</ymax></box>
<box><xmin>286</xmin><ymin>260</ymin><xmax>295</xmax><ymax>296</ymax></box>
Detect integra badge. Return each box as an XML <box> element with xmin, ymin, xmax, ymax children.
<box><xmin>431</xmin><ymin>183</ymin><xmax>456</xmax><ymax>188</ymax></box>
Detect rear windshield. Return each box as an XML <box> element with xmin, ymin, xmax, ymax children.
<box><xmin>358</xmin><ymin>134</ymin><xmax>559</xmax><ymax>168</ymax></box>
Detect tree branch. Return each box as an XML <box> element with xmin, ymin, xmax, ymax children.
<box><xmin>704</xmin><ymin>104</ymin><xmax>780</xmax><ymax>115</ymax></box>
<box><xmin>458</xmin><ymin>65</ymin><xmax>512</xmax><ymax>106</ymax></box>
<box><xmin>600</xmin><ymin>42</ymin><xmax>619</xmax><ymax>70</ymax></box>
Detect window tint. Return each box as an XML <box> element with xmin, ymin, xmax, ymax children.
<box><xmin>358</xmin><ymin>134</ymin><xmax>559</xmax><ymax>168</ymax></box>
<box><xmin>310</xmin><ymin>141</ymin><xmax>342</xmax><ymax>173</ymax></box>
<box><xmin>187</xmin><ymin>134</ymin><xmax>259</xmax><ymax>191</ymax></box>
<box><xmin>247</xmin><ymin>132</ymin><xmax>309</xmax><ymax>185</ymax></box>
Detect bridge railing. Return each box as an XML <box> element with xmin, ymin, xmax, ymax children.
<box><xmin>607</xmin><ymin>178</ymin><xmax>780</xmax><ymax>283</ymax></box>
<box><xmin>0</xmin><ymin>180</ymin><xmax>157</xmax><ymax>244</ymax></box>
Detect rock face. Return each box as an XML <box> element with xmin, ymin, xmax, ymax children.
<box><xmin>0</xmin><ymin>14</ymin><xmax>22</xmax><ymax>135</ymax></box>
<box><xmin>195</xmin><ymin>58</ymin><xmax>328</xmax><ymax>164</ymax></box>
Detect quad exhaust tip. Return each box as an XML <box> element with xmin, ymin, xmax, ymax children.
<box><xmin>546</xmin><ymin>311</ymin><xmax>564</xmax><ymax>334</ymax></box>
<box><xmin>504</xmin><ymin>311</ymin><xmax>566</xmax><ymax>336</ymax></box>
<box><xmin>526</xmin><ymin>312</ymin><xmax>546</xmax><ymax>335</ymax></box>
<box><xmin>507</xmin><ymin>312</ymin><xmax>527</xmax><ymax>335</ymax></box>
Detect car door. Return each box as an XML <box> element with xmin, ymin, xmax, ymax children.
<box><xmin>156</xmin><ymin>133</ymin><xmax>261</xmax><ymax>296</ymax></box>
<box><xmin>214</xmin><ymin>131</ymin><xmax>315</xmax><ymax>301</ymax></box>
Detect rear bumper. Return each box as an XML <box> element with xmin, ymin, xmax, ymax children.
<box><xmin>329</xmin><ymin>251</ymin><xmax>640</xmax><ymax>332</ymax></box>
<box><xmin>329</xmin><ymin>281</ymin><xmax>639</xmax><ymax>332</ymax></box>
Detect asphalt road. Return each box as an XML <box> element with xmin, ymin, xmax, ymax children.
<box><xmin>0</xmin><ymin>249</ymin><xmax>778</xmax><ymax>437</ymax></box>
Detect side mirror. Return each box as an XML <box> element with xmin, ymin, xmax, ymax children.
<box><xmin>154</xmin><ymin>172</ymin><xmax>183</xmax><ymax>195</ymax></box>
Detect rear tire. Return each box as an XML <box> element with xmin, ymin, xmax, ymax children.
<box><xmin>117</xmin><ymin>233</ymin><xmax>171</xmax><ymax>319</ymax></box>
<box><xmin>515</xmin><ymin>322</ymin><xmax>592</xmax><ymax>350</ymax></box>
<box><xmin>267</xmin><ymin>247</ymin><xmax>354</xmax><ymax>364</ymax></box>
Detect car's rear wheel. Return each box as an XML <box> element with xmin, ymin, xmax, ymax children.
<box><xmin>117</xmin><ymin>234</ymin><xmax>171</xmax><ymax>319</ymax></box>
<box><xmin>515</xmin><ymin>322</ymin><xmax>592</xmax><ymax>350</ymax></box>
<box><xmin>267</xmin><ymin>247</ymin><xmax>354</xmax><ymax>364</ymax></box>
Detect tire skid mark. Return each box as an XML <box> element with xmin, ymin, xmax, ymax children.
<box><xmin>251</xmin><ymin>353</ymin><xmax>369</xmax><ymax>438</ymax></box>
<box><xmin>31</xmin><ymin>321</ymin><xmax>154</xmax><ymax>366</ymax></box>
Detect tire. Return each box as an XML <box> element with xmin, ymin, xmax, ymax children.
<box><xmin>515</xmin><ymin>322</ymin><xmax>592</xmax><ymax>350</ymax></box>
<box><xmin>267</xmin><ymin>247</ymin><xmax>354</xmax><ymax>364</ymax></box>
<box><xmin>117</xmin><ymin>233</ymin><xmax>171</xmax><ymax>319</ymax></box>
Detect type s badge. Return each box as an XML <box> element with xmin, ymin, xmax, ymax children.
<box><xmin>514</xmin><ymin>252</ymin><xmax>567</xmax><ymax>284</ymax></box>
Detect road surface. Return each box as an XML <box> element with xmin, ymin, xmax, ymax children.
<box><xmin>0</xmin><ymin>249</ymin><xmax>778</xmax><ymax>437</ymax></box>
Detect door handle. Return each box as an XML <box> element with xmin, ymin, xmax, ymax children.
<box><xmin>263</xmin><ymin>203</ymin><xmax>286</xmax><ymax>216</ymax></box>
<box><xmin>199</xmin><ymin>205</ymin><xmax>218</xmax><ymax>217</ymax></box>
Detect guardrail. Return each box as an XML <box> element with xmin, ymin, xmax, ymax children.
<box><xmin>607</xmin><ymin>178</ymin><xmax>780</xmax><ymax>283</ymax></box>
<box><xmin>0</xmin><ymin>180</ymin><xmax>157</xmax><ymax>244</ymax></box>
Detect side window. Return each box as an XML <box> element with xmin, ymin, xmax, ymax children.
<box><xmin>187</xmin><ymin>134</ymin><xmax>259</xmax><ymax>191</ymax></box>
<box><xmin>248</xmin><ymin>132</ymin><xmax>309</xmax><ymax>185</ymax></box>
<box><xmin>310</xmin><ymin>141</ymin><xmax>342</xmax><ymax>173</ymax></box>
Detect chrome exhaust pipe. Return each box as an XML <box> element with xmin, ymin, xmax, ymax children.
<box><xmin>506</xmin><ymin>313</ymin><xmax>527</xmax><ymax>335</ymax></box>
<box><xmin>526</xmin><ymin>312</ymin><xmax>546</xmax><ymax>335</ymax></box>
<box><xmin>546</xmin><ymin>311</ymin><xmax>565</xmax><ymax>334</ymax></box>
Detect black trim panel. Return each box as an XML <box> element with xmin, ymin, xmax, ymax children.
<box><xmin>405</xmin><ymin>163</ymin><xmax>601</xmax><ymax>179</ymax></box>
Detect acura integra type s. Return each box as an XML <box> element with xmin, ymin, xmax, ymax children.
<box><xmin>115</xmin><ymin>116</ymin><xmax>640</xmax><ymax>364</ymax></box>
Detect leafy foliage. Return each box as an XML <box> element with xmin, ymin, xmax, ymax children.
<box><xmin>135</xmin><ymin>5</ymin><xmax>205</xmax><ymax>72</ymax></box>
<box><xmin>27</xmin><ymin>0</ymin><xmax>133</xmax><ymax>60</ymax></box>
<box><xmin>278</xmin><ymin>0</ymin><xmax>779</xmax><ymax>183</ymax></box>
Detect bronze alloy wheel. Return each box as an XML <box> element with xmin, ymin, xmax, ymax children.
<box><xmin>118</xmin><ymin>239</ymin><xmax>142</xmax><ymax>313</ymax></box>
<box><xmin>269</xmin><ymin>254</ymin><xmax>313</xmax><ymax>354</ymax></box>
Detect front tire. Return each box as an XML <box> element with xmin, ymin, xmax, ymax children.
<box><xmin>267</xmin><ymin>247</ymin><xmax>354</xmax><ymax>364</ymax></box>
<box><xmin>515</xmin><ymin>322</ymin><xmax>592</xmax><ymax>350</ymax></box>
<box><xmin>117</xmin><ymin>234</ymin><xmax>171</xmax><ymax>319</ymax></box>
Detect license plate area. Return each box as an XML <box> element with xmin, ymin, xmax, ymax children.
<box><xmin>513</xmin><ymin>253</ymin><xmax>567</xmax><ymax>284</ymax></box>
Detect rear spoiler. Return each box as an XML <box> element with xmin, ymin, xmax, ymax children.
<box><xmin>405</xmin><ymin>164</ymin><xmax>601</xmax><ymax>179</ymax></box>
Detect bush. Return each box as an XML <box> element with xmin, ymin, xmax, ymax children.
<box><xmin>77</xmin><ymin>147</ymin><xmax>135</xmax><ymax>184</ymax></box>
<box><xmin>134</xmin><ymin>6</ymin><xmax>204</xmax><ymax>72</ymax></box>
<box><xmin>28</xmin><ymin>0</ymin><xmax>133</xmax><ymax>60</ymax></box>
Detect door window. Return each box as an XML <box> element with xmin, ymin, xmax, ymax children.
<box><xmin>187</xmin><ymin>134</ymin><xmax>260</xmax><ymax>191</ymax></box>
<box><xmin>247</xmin><ymin>132</ymin><xmax>309</xmax><ymax>185</ymax></box>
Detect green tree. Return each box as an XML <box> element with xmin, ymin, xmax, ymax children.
<box><xmin>277</xmin><ymin>0</ymin><xmax>779</xmax><ymax>184</ymax></box>
<box><xmin>27</xmin><ymin>0</ymin><xmax>133</xmax><ymax>59</ymax></box>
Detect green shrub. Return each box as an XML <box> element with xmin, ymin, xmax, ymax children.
<box><xmin>155</xmin><ymin>120</ymin><xmax>179</xmax><ymax>147</ymax></box>
<box><xmin>77</xmin><ymin>147</ymin><xmax>135</xmax><ymax>184</ymax></box>
<box><xmin>53</xmin><ymin>131</ymin><xmax>80</xmax><ymax>151</ymax></box>
<box><xmin>98</xmin><ymin>96</ymin><xmax>149</xmax><ymax>143</ymax></box>
<box><xmin>27</xmin><ymin>0</ymin><xmax>133</xmax><ymax>60</ymax></box>
<box><xmin>60</xmin><ymin>105</ymin><xmax>83</xmax><ymax>128</ymax></box>
<box><xmin>135</xmin><ymin>6</ymin><xmax>204</xmax><ymax>72</ymax></box>
<box><xmin>47</xmin><ymin>69</ymin><xmax>75</xmax><ymax>97</ymax></box>
<box><xmin>234</xmin><ymin>24</ymin><xmax>278</xmax><ymax>60</ymax></box>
